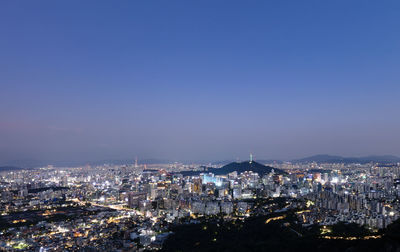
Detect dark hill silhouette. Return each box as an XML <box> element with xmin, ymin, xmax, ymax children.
<box><xmin>180</xmin><ymin>161</ymin><xmax>285</xmax><ymax>176</ymax></box>
<box><xmin>293</xmin><ymin>154</ymin><xmax>400</xmax><ymax>164</ymax></box>
<box><xmin>0</xmin><ymin>166</ymin><xmax>24</xmax><ymax>172</ymax></box>
<box><xmin>162</xmin><ymin>214</ymin><xmax>400</xmax><ymax>252</ymax></box>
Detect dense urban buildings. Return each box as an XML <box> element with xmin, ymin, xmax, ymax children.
<box><xmin>2</xmin><ymin>158</ymin><xmax>400</xmax><ymax>251</ymax></box>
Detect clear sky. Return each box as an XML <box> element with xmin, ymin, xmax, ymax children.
<box><xmin>1</xmin><ymin>1</ymin><xmax>400</xmax><ymax>164</ymax></box>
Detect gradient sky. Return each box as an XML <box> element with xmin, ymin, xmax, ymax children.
<box><xmin>1</xmin><ymin>1</ymin><xmax>400</xmax><ymax>164</ymax></box>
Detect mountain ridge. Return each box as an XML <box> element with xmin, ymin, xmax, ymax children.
<box><xmin>292</xmin><ymin>154</ymin><xmax>400</xmax><ymax>164</ymax></box>
<box><xmin>180</xmin><ymin>161</ymin><xmax>285</xmax><ymax>176</ymax></box>
<box><xmin>0</xmin><ymin>166</ymin><xmax>25</xmax><ymax>172</ymax></box>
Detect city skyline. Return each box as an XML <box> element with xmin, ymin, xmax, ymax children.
<box><xmin>2</xmin><ymin>1</ymin><xmax>400</xmax><ymax>163</ymax></box>
<box><xmin>2</xmin><ymin>1</ymin><xmax>400</xmax><ymax>251</ymax></box>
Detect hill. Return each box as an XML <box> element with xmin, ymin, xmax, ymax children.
<box><xmin>162</xmin><ymin>213</ymin><xmax>397</xmax><ymax>252</ymax></box>
<box><xmin>0</xmin><ymin>166</ymin><xmax>24</xmax><ymax>172</ymax></box>
<box><xmin>180</xmin><ymin>161</ymin><xmax>285</xmax><ymax>176</ymax></box>
<box><xmin>293</xmin><ymin>154</ymin><xmax>400</xmax><ymax>164</ymax></box>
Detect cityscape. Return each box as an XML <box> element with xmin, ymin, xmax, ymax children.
<box><xmin>2</xmin><ymin>156</ymin><xmax>400</xmax><ymax>251</ymax></box>
<box><xmin>2</xmin><ymin>0</ymin><xmax>400</xmax><ymax>251</ymax></box>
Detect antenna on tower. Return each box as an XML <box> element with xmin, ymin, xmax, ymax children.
<box><xmin>135</xmin><ymin>157</ymin><xmax>138</xmax><ymax>169</ymax></box>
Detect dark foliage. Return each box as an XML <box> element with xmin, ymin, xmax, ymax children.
<box><xmin>162</xmin><ymin>216</ymin><xmax>400</xmax><ymax>252</ymax></box>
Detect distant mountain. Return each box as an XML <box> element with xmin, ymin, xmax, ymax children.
<box><xmin>293</xmin><ymin>154</ymin><xmax>400</xmax><ymax>164</ymax></box>
<box><xmin>180</xmin><ymin>161</ymin><xmax>285</xmax><ymax>176</ymax></box>
<box><xmin>293</xmin><ymin>155</ymin><xmax>346</xmax><ymax>163</ymax></box>
<box><xmin>210</xmin><ymin>160</ymin><xmax>283</xmax><ymax>166</ymax></box>
<box><xmin>0</xmin><ymin>166</ymin><xmax>25</xmax><ymax>172</ymax></box>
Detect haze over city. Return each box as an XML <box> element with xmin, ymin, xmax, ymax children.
<box><xmin>1</xmin><ymin>0</ymin><xmax>400</xmax><ymax>164</ymax></box>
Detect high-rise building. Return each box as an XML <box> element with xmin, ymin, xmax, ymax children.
<box><xmin>128</xmin><ymin>192</ymin><xmax>146</xmax><ymax>208</ymax></box>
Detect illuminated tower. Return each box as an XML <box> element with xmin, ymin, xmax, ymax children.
<box><xmin>250</xmin><ymin>153</ymin><xmax>253</xmax><ymax>163</ymax></box>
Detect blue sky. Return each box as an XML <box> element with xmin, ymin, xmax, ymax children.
<box><xmin>1</xmin><ymin>1</ymin><xmax>400</xmax><ymax>163</ymax></box>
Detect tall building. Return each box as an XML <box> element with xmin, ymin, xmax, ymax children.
<box><xmin>128</xmin><ymin>192</ymin><xmax>146</xmax><ymax>208</ymax></box>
